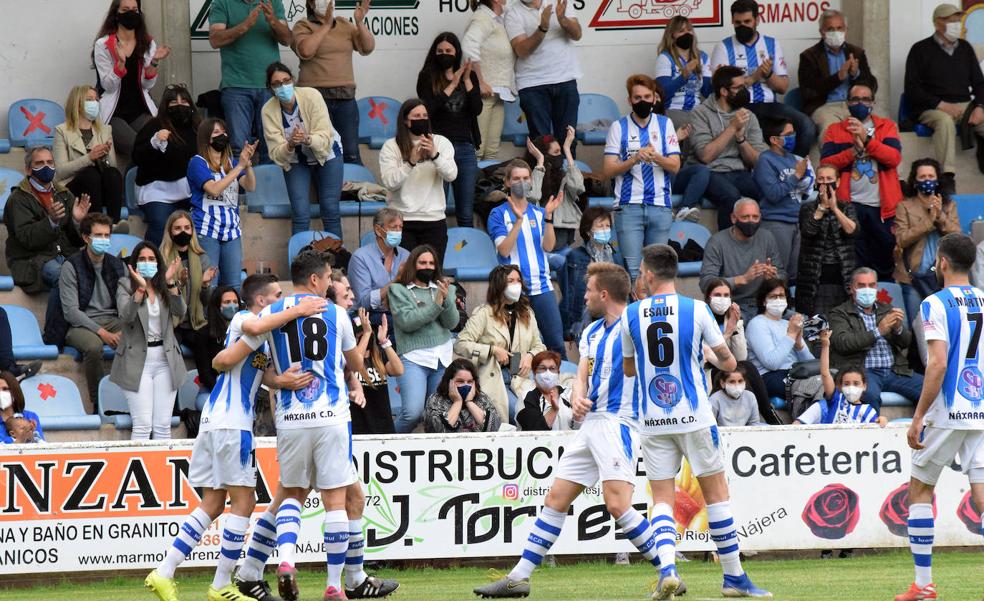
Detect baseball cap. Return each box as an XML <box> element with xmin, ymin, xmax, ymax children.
<box><xmin>933</xmin><ymin>4</ymin><xmax>964</xmax><ymax>20</ymax></box>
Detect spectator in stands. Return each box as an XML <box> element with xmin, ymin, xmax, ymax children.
<box><xmin>0</xmin><ymin>372</ymin><xmax>44</xmax><ymax>444</ymax></box>
<box><xmin>424</xmin><ymin>358</ymin><xmax>502</xmax><ymax>433</ymax></box>
<box><xmin>904</xmin><ymin>3</ymin><xmax>984</xmax><ymax>180</ymax></box>
<box><xmin>709</xmin><ymin>366</ymin><xmax>763</xmax><ymax>427</ymax></box>
<box><xmin>562</xmin><ymin>207</ymin><xmax>621</xmax><ymax>339</ymax></box>
<box><xmin>754</xmin><ymin>117</ymin><xmax>815</xmax><ymax>283</ymax></box>
<box><xmin>292</xmin><ymin>0</ymin><xmax>374</xmax><ymax>165</ymax></box>
<box><xmin>455</xmin><ymin>264</ymin><xmax>546</xmax><ymax>422</ymax></box>
<box><xmin>798</xmin><ymin>8</ymin><xmax>876</xmax><ymax>141</ymax></box>
<box><xmin>746</xmin><ymin>277</ymin><xmax>813</xmax><ymax>399</ymax></box>
<box><xmin>516</xmin><ymin>350</ymin><xmax>577</xmax><ymax>431</ymax></box>
<box><xmin>894</xmin><ymin>158</ymin><xmax>960</xmax><ymax>322</ymax></box>
<box><xmin>796</xmin><ymin>163</ymin><xmax>858</xmax><ymax>317</ymax></box>
<box><xmin>196</xmin><ymin>286</ymin><xmax>241</xmax><ymax>392</ymax></box>
<box><xmin>160</xmin><ymin>210</ymin><xmax>215</xmax><ymax>356</ymax></box>
<box><xmin>798</xmin><ymin>328</ymin><xmax>887</xmax><ymax>426</ymax></box>
<box><xmin>417</xmin><ymin>32</ymin><xmax>483</xmax><ymax>228</ymax></box>
<box><xmin>327</xmin><ymin>268</ymin><xmax>355</xmax><ymax>309</ymax></box>
<box><xmin>261</xmin><ymin>61</ymin><xmax>344</xmax><ymax>237</ymax></box>
<box><xmin>689</xmin><ymin>65</ymin><xmax>766</xmax><ymax>231</ymax></box>
<box><xmin>389</xmin><ymin>245</ymin><xmax>459</xmax><ymax>433</ymax></box>
<box><xmin>352</xmin><ymin>309</ymin><xmax>402</xmax><ymax>435</ymax></box>
<box><xmin>379</xmin><ymin>99</ymin><xmax>457</xmax><ymax>261</ymax></box>
<box><xmin>0</xmin><ymin>309</ymin><xmax>41</xmax><ymax>380</ymax></box>
<box><xmin>656</xmin><ymin>16</ymin><xmax>711</xmax><ymax>128</ymax></box>
<box><xmin>53</xmin><ymin>85</ymin><xmax>124</xmax><ymax>230</ymax></box>
<box><xmin>489</xmin><ymin>159</ymin><xmax>566</xmax><ymax>358</ymax></box>
<box><xmin>132</xmin><ymin>84</ymin><xmax>200</xmax><ymax>246</ymax></box>
<box><xmin>669</xmin><ymin>124</ymin><xmax>711</xmax><ymax>224</ymax></box>
<box><xmin>699</xmin><ymin>199</ymin><xmax>784</xmax><ymax>321</ymax></box>
<box><xmin>188</xmin><ymin>118</ymin><xmax>257</xmax><ymax>288</ymax></box>
<box><xmin>603</xmin><ymin>74</ymin><xmax>681</xmax><ymax>278</ymax></box>
<box><xmin>828</xmin><ymin>267</ymin><xmax>923</xmax><ymax>410</ymax></box>
<box><xmin>349</xmin><ymin>208</ymin><xmax>409</xmax><ymax>322</ymax></box>
<box><xmin>820</xmin><ymin>82</ymin><xmax>902</xmax><ymax>281</ymax></box>
<box><xmin>463</xmin><ymin>0</ymin><xmax>515</xmax><ymax>161</ymax></box>
<box><xmin>208</xmin><ymin>0</ymin><xmax>290</xmax><ymax>163</ymax></box>
<box><xmin>709</xmin><ymin>0</ymin><xmax>816</xmax><ymax>156</ymax></box>
<box><xmin>93</xmin><ymin>0</ymin><xmax>169</xmax><ymax>159</ymax></box>
<box><xmin>5</xmin><ymin>147</ymin><xmax>88</xmax><ymax>294</ymax></box>
<box><xmin>504</xmin><ymin>0</ymin><xmax>582</xmax><ymax>143</ymax></box>
<box><xmin>57</xmin><ymin>213</ymin><xmax>124</xmax><ymax>409</ymax></box>
<box><xmin>524</xmin><ymin>128</ymin><xmax>584</xmax><ymax>250</ymax></box>
<box><xmin>112</xmin><ymin>241</ymin><xmax>186</xmax><ymax>440</ymax></box>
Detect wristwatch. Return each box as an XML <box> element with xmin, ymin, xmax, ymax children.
<box><xmin>538</xmin><ymin>25</ymin><xmax>548</xmax><ymax>33</ymax></box>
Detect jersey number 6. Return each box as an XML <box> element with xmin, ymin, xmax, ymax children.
<box><xmin>646</xmin><ymin>321</ymin><xmax>674</xmax><ymax>368</ymax></box>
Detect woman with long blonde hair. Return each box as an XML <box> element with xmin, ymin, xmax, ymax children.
<box><xmin>160</xmin><ymin>210</ymin><xmax>216</xmax><ymax>357</ymax></box>
<box><xmin>655</xmin><ymin>15</ymin><xmax>711</xmax><ymax>127</ymax></box>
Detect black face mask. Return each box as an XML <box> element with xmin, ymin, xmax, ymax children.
<box><xmin>435</xmin><ymin>53</ymin><xmax>456</xmax><ymax>70</ymax></box>
<box><xmin>416</xmin><ymin>268</ymin><xmax>435</xmax><ymax>284</ymax></box>
<box><xmin>674</xmin><ymin>33</ymin><xmax>694</xmax><ymax>51</ymax></box>
<box><xmin>734</xmin><ymin>220</ymin><xmax>759</xmax><ymax>237</ymax></box>
<box><xmin>546</xmin><ymin>155</ymin><xmax>564</xmax><ymax>170</ymax></box>
<box><xmin>408</xmin><ymin>119</ymin><xmax>431</xmax><ymax>136</ymax></box>
<box><xmin>172</xmin><ymin>231</ymin><xmax>193</xmax><ymax>247</ymax></box>
<box><xmin>167</xmin><ymin>105</ymin><xmax>194</xmax><ymax>126</ymax></box>
<box><xmin>735</xmin><ymin>25</ymin><xmax>756</xmax><ymax>45</ymax></box>
<box><xmin>631</xmin><ymin>100</ymin><xmax>654</xmax><ymax>119</ymax></box>
<box><xmin>814</xmin><ymin>181</ymin><xmax>839</xmax><ymax>192</ymax></box>
<box><xmin>117</xmin><ymin>10</ymin><xmax>142</xmax><ymax>31</ymax></box>
<box><xmin>209</xmin><ymin>133</ymin><xmax>229</xmax><ymax>152</ymax></box>
<box><xmin>728</xmin><ymin>88</ymin><xmax>751</xmax><ymax>109</ymax></box>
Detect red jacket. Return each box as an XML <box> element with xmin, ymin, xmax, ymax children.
<box><xmin>820</xmin><ymin>114</ymin><xmax>903</xmax><ymax>220</ymax></box>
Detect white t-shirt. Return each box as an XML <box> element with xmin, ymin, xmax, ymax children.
<box><xmin>504</xmin><ymin>0</ymin><xmax>582</xmax><ymax>90</ymax></box>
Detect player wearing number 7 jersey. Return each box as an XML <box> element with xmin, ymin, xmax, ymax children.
<box><xmin>897</xmin><ymin>234</ymin><xmax>984</xmax><ymax>601</ymax></box>
<box><xmin>621</xmin><ymin>244</ymin><xmax>772</xmax><ymax>599</ymax></box>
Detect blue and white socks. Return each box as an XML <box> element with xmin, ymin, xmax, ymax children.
<box><xmin>909</xmin><ymin>503</ymin><xmax>934</xmax><ymax>586</ymax></box>
<box><xmin>213</xmin><ymin>514</ymin><xmax>249</xmax><ymax>589</ymax></box>
<box><xmin>650</xmin><ymin>503</ymin><xmax>677</xmax><ymax>573</ymax></box>
<box><xmin>345</xmin><ymin>518</ymin><xmax>369</xmax><ymax>589</ymax></box>
<box><xmin>158</xmin><ymin>507</ymin><xmax>212</xmax><ymax>579</ymax></box>
<box><xmin>277</xmin><ymin>498</ymin><xmax>303</xmax><ymax>567</ymax></box>
<box><xmin>707</xmin><ymin>501</ymin><xmax>743</xmax><ymax>577</ymax></box>
<box><xmin>509</xmin><ymin>506</ymin><xmax>567</xmax><ymax>580</ymax></box>
<box><xmin>615</xmin><ymin>507</ymin><xmax>662</xmax><ymax>569</ymax></box>
<box><xmin>324</xmin><ymin>510</ymin><xmax>350</xmax><ymax>590</ymax></box>
<box><xmin>237</xmin><ymin>509</ymin><xmax>277</xmax><ymax>582</ymax></box>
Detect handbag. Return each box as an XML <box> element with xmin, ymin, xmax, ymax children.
<box><xmin>902</xmin><ymin>246</ymin><xmax>941</xmax><ymax>300</ymax></box>
<box><xmin>788</xmin><ymin>359</ymin><xmax>821</xmax><ymax>380</ymax></box>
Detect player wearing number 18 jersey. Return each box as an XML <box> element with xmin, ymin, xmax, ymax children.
<box><xmin>622</xmin><ymin>245</ymin><xmax>772</xmax><ymax>599</ymax></box>
<box><xmin>897</xmin><ymin>234</ymin><xmax>984</xmax><ymax>601</ymax></box>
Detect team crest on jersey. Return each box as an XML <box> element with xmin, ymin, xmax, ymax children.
<box><xmin>250</xmin><ymin>353</ymin><xmax>269</xmax><ymax>371</ymax></box>
<box><xmin>648</xmin><ymin>374</ymin><xmax>682</xmax><ymax>410</ymax></box>
<box><xmin>295</xmin><ymin>375</ymin><xmax>325</xmax><ymax>406</ymax></box>
<box><xmin>587</xmin><ymin>356</ymin><xmax>596</xmax><ymax>375</ymax></box>
<box><xmin>958</xmin><ymin>366</ymin><xmax>984</xmax><ymax>404</ymax></box>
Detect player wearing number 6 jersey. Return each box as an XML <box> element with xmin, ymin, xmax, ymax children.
<box><xmin>897</xmin><ymin>234</ymin><xmax>984</xmax><ymax>601</ymax></box>
<box><xmin>622</xmin><ymin>244</ymin><xmax>772</xmax><ymax>599</ymax></box>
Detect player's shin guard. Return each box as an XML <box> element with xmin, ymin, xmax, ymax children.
<box><xmin>615</xmin><ymin>508</ymin><xmax>661</xmax><ymax>568</ymax></box>
<box><xmin>276</xmin><ymin>498</ymin><xmax>303</xmax><ymax>567</ymax></box>
<box><xmin>651</xmin><ymin>503</ymin><xmax>677</xmax><ymax>571</ymax></box>
<box><xmin>237</xmin><ymin>510</ymin><xmax>277</xmax><ymax>582</ymax></box>
<box><xmin>509</xmin><ymin>506</ymin><xmax>567</xmax><ymax>580</ymax></box>
<box><xmin>909</xmin><ymin>503</ymin><xmax>934</xmax><ymax>587</ymax></box>
<box><xmin>324</xmin><ymin>510</ymin><xmax>350</xmax><ymax>590</ymax></box>
<box><xmin>158</xmin><ymin>507</ymin><xmax>212</xmax><ymax>578</ymax></box>
<box><xmin>345</xmin><ymin>518</ymin><xmax>368</xmax><ymax>589</ymax></box>
<box><xmin>707</xmin><ymin>501</ymin><xmax>743</xmax><ymax>577</ymax></box>
<box><xmin>213</xmin><ymin>514</ymin><xmax>250</xmax><ymax>589</ymax></box>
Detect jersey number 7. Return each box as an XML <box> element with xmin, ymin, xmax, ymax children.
<box><xmin>969</xmin><ymin>313</ymin><xmax>983</xmax><ymax>360</ymax></box>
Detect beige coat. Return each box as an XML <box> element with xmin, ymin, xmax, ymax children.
<box><xmin>52</xmin><ymin>122</ymin><xmax>119</xmax><ymax>185</ymax></box>
<box><xmin>454</xmin><ymin>304</ymin><xmax>547</xmax><ymax>421</ymax></box>
<box><xmin>261</xmin><ymin>86</ymin><xmax>338</xmax><ymax>171</ymax></box>
<box><xmin>892</xmin><ymin>196</ymin><xmax>960</xmax><ymax>284</ymax></box>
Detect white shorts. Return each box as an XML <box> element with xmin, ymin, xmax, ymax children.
<box><xmin>188</xmin><ymin>429</ymin><xmax>257</xmax><ymax>489</ymax></box>
<box><xmin>911</xmin><ymin>427</ymin><xmax>984</xmax><ymax>485</ymax></box>
<box><xmin>553</xmin><ymin>416</ymin><xmax>639</xmax><ymax>487</ymax></box>
<box><xmin>641</xmin><ymin>426</ymin><xmax>724</xmax><ymax>482</ymax></box>
<box><xmin>277</xmin><ymin>423</ymin><xmax>356</xmax><ymax>491</ymax></box>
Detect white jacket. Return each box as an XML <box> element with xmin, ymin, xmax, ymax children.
<box><xmin>93</xmin><ymin>33</ymin><xmax>159</xmax><ymax>123</ymax></box>
<box><xmin>378</xmin><ymin>136</ymin><xmax>457</xmax><ymax>222</ymax></box>
<box><xmin>461</xmin><ymin>5</ymin><xmax>516</xmax><ymax>94</ymax></box>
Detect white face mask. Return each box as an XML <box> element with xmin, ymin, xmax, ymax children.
<box><xmin>841</xmin><ymin>385</ymin><xmax>864</xmax><ymax>404</ymax></box>
<box><xmin>724</xmin><ymin>383</ymin><xmax>745</xmax><ymax>399</ymax></box>
<box><xmin>823</xmin><ymin>30</ymin><xmax>845</xmax><ymax>48</ymax></box>
<box><xmin>945</xmin><ymin>21</ymin><xmax>962</xmax><ymax>41</ymax></box>
<box><xmin>765</xmin><ymin>299</ymin><xmax>787</xmax><ymax>318</ymax></box>
<box><xmin>709</xmin><ymin>296</ymin><xmax>732</xmax><ymax>315</ymax></box>
<box><xmin>504</xmin><ymin>282</ymin><xmax>523</xmax><ymax>303</ymax></box>
<box><xmin>536</xmin><ymin>370</ymin><xmax>559</xmax><ymax>389</ymax></box>
<box><xmin>0</xmin><ymin>390</ymin><xmax>11</xmax><ymax>411</ymax></box>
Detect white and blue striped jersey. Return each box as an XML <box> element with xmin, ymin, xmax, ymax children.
<box><xmin>188</xmin><ymin>155</ymin><xmax>242</xmax><ymax>242</ymax></box>
<box><xmin>578</xmin><ymin>316</ymin><xmax>638</xmax><ymax>422</ymax></box>
<box><xmin>201</xmin><ymin>310</ymin><xmax>268</xmax><ymax>433</ymax></box>
<box><xmin>488</xmin><ymin>203</ymin><xmax>553</xmax><ymax>295</ymax></box>
<box><xmin>620</xmin><ymin>294</ymin><xmax>724</xmax><ymax>434</ymax></box>
<box><xmin>921</xmin><ymin>285</ymin><xmax>984</xmax><ymax>430</ymax></box>
<box><xmin>604</xmin><ymin>114</ymin><xmax>681</xmax><ymax>208</ymax></box>
<box><xmin>254</xmin><ymin>294</ymin><xmax>357</xmax><ymax>430</ymax></box>
<box><xmin>797</xmin><ymin>391</ymin><xmax>878</xmax><ymax>425</ymax></box>
<box><xmin>655</xmin><ymin>50</ymin><xmax>711</xmax><ymax>111</ymax></box>
<box><xmin>709</xmin><ymin>34</ymin><xmax>788</xmax><ymax>104</ymax></box>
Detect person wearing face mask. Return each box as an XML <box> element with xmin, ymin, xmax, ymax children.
<box><xmin>797</xmin><ymin>329</ymin><xmax>886</xmax><ymax>427</ymax></box>
<box><xmin>462</xmin><ymin>0</ymin><xmax>516</xmax><ymax>161</ymax></box>
<box><xmin>655</xmin><ymin>16</ymin><xmax>712</xmax><ymax>129</ymax></box>
<box><xmin>53</xmin><ymin>85</ymin><xmax>125</xmax><ymax>230</ymax></box>
<box><xmin>562</xmin><ymin>208</ymin><xmax>623</xmax><ymax>339</ymax></box>
<box><xmin>523</xmin><ymin>127</ymin><xmax>584</xmax><ymax>250</ymax></box>
<box><xmin>0</xmin><ymin>372</ymin><xmax>44</xmax><ymax>445</ymax></box>
<box><xmin>349</xmin><ymin>208</ymin><xmax>410</xmax><ymax>328</ymax></box>
<box><xmin>709</xmin><ymin>367</ymin><xmax>762</xmax><ymax>427</ymax></box>
<box><xmin>133</xmin><ymin>84</ymin><xmax>201</xmax><ymax>247</ymax></box>
<box><xmin>195</xmin><ymin>286</ymin><xmax>242</xmax><ymax>393</ymax></box>
<box><xmin>828</xmin><ymin>268</ymin><xmax>924</xmax><ymax>411</ymax></box>
<box><xmin>745</xmin><ymin>278</ymin><xmax>813</xmax><ymax>399</ymax></box>
<box><xmin>379</xmin><ymin>99</ymin><xmax>458</xmax><ymax>262</ymax></box>
<box><xmin>821</xmin><ymin>83</ymin><xmax>903</xmax><ymax>282</ymax></box>
<box><xmin>798</xmin><ymin>9</ymin><xmax>876</xmax><ymax>142</ymax></box>
<box><xmin>516</xmin><ymin>350</ymin><xmax>578</xmax><ymax>431</ymax></box>
<box><xmin>904</xmin><ymin>3</ymin><xmax>984</xmax><ymax>179</ymax></box>
<box><xmin>93</xmin><ymin>0</ymin><xmax>170</xmax><ymax>161</ymax></box>
<box><xmin>456</xmin><ymin>264</ymin><xmax>546</xmax><ymax>422</ymax></box>
<box><xmin>424</xmin><ymin>359</ymin><xmax>501</xmax><ymax>433</ymax></box>
<box><xmin>160</xmin><ymin>211</ymin><xmax>216</xmax><ymax>366</ymax></box>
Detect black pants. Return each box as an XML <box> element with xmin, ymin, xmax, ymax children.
<box><xmin>703</xmin><ymin>170</ymin><xmax>762</xmax><ymax>231</ymax></box>
<box><xmin>400</xmin><ymin>220</ymin><xmax>449</xmax><ymax>264</ymax></box>
<box><xmin>67</xmin><ymin>165</ymin><xmax>124</xmax><ymax>223</ymax></box>
<box><xmin>0</xmin><ymin>307</ymin><xmax>18</xmax><ymax>375</ymax></box>
<box><xmin>853</xmin><ymin>203</ymin><xmax>896</xmax><ymax>281</ymax></box>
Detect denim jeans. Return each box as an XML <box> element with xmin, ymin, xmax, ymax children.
<box><xmin>528</xmin><ymin>290</ymin><xmax>567</xmax><ymax>359</ymax></box>
<box><xmin>283</xmin><ymin>156</ymin><xmax>344</xmax><ymax>236</ymax></box>
<box><xmin>518</xmin><ymin>80</ymin><xmax>580</xmax><ymax>149</ymax></box>
<box><xmin>747</xmin><ymin>102</ymin><xmax>817</xmax><ymax>156</ymax></box>
<box><xmin>41</xmin><ymin>256</ymin><xmax>65</xmax><ymax>288</ymax></box>
<box><xmin>199</xmin><ymin>235</ymin><xmax>244</xmax><ymax>289</ymax></box>
<box><xmin>614</xmin><ymin>204</ymin><xmax>673</xmax><ymax>279</ymax></box>
<box><xmin>863</xmin><ymin>368</ymin><xmax>925</xmax><ymax>411</ymax></box>
<box><xmin>395</xmin><ymin>358</ymin><xmax>447</xmax><ymax>433</ymax></box>
<box><xmin>221</xmin><ymin>87</ymin><xmax>273</xmax><ymax>164</ymax></box>
<box><xmin>900</xmin><ymin>283</ymin><xmax>923</xmax><ymax>327</ymax></box>
<box><xmin>704</xmin><ymin>170</ymin><xmax>762</xmax><ymax>231</ymax></box>
<box><xmin>323</xmin><ymin>97</ymin><xmax>362</xmax><ymax>165</ymax></box>
<box><xmin>853</xmin><ymin>203</ymin><xmax>897</xmax><ymax>282</ymax></box>
<box><xmin>141</xmin><ymin>199</ymin><xmax>191</xmax><ymax>248</ymax></box>
<box><xmin>446</xmin><ymin>141</ymin><xmax>477</xmax><ymax>227</ymax></box>
<box><xmin>672</xmin><ymin>164</ymin><xmax>711</xmax><ymax>209</ymax></box>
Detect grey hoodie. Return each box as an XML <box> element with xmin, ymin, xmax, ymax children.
<box><xmin>688</xmin><ymin>96</ymin><xmax>768</xmax><ymax>173</ymax></box>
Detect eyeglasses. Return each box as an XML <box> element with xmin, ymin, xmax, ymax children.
<box><xmin>535</xmin><ymin>367</ymin><xmax>559</xmax><ymax>374</ymax></box>
<box><xmin>270</xmin><ymin>78</ymin><xmax>293</xmax><ymax>90</ymax></box>
<box><xmin>847</xmin><ymin>96</ymin><xmax>874</xmax><ymax>105</ymax></box>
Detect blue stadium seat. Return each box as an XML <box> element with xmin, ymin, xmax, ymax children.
<box><xmin>898</xmin><ymin>93</ymin><xmax>934</xmax><ymax>138</ymax></box>
<box><xmin>952</xmin><ymin>194</ymin><xmax>984</xmax><ymax>233</ymax></box>
<box><xmin>357</xmin><ymin>96</ymin><xmax>400</xmax><ymax>149</ymax></box>
<box><xmin>577</xmin><ymin>94</ymin><xmax>620</xmax><ymax>145</ymax></box>
<box><xmin>587</xmin><ymin>197</ymin><xmax>615</xmax><ymax>209</ymax></box>
<box><xmin>0</xmin><ymin>166</ymin><xmax>23</xmax><ymax>218</ymax></box>
<box><xmin>770</xmin><ymin>396</ymin><xmax>787</xmax><ymax>410</ymax></box>
<box><xmin>180</xmin><ymin>344</ymin><xmax>194</xmax><ymax>358</ymax></box>
<box><xmin>444</xmin><ymin>227</ymin><xmax>498</xmax><ymax>281</ymax></box>
<box><xmin>0</xmin><ymin>139</ymin><xmax>9</xmax><ymax>153</ymax></box>
<box><xmin>178</xmin><ymin>370</ymin><xmax>203</xmax><ymax>412</ymax></box>
<box><xmin>3</xmin><ymin>305</ymin><xmax>59</xmax><ymax>360</ymax></box>
<box><xmin>571</xmin><ymin>159</ymin><xmax>592</xmax><ymax>174</ymax></box>
<box><xmin>478</xmin><ymin>160</ymin><xmax>499</xmax><ymax>169</ymax></box>
<box><xmin>245</xmin><ymin>164</ymin><xmax>289</xmax><ymax>213</ymax></box>
<box><xmin>783</xmin><ymin>87</ymin><xmax>803</xmax><ymax>112</ymax></box>
<box><xmin>359</xmin><ymin>230</ymin><xmax>376</xmax><ymax>248</ymax></box>
<box><xmin>668</xmin><ymin>221</ymin><xmax>711</xmax><ymax>276</ymax></box>
<box><xmin>880</xmin><ymin>392</ymin><xmax>911</xmax><ymax>408</ymax></box>
<box><xmin>0</xmin><ymin>277</ymin><xmax>12</xmax><ymax>292</ymax></box>
<box><xmin>109</xmin><ymin>233</ymin><xmax>142</xmax><ymax>258</ymax></box>
<box><xmin>287</xmin><ymin>231</ymin><xmax>341</xmax><ymax>266</ymax></box>
<box><xmin>63</xmin><ymin>345</ymin><xmax>115</xmax><ymax>361</ymax></box>
<box><xmin>890</xmin><ymin>417</ymin><xmax>913</xmax><ymax>423</ymax></box>
<box><xmin>560</xmin><ymin>360</ymin><xmax>578</xmax><ymax>375</ymax></box>
<box><xmin>7</xmin><ymin>98</ymin><xmax>65</xmax><ymax>147</ymax></box>
<box><xmin>876</xmin><ymin>281</ymin><xmax>906</xmax><ymax>320</ymax></box>
<box><xmin>388</xmin><ymin>377</ymin><xmax>402</xmax><ymax>418</ymax></box>
<box><xmin>21</xmin><ymin>374</ymin><xmax>101</xmax><ymax>431</ymax></box>
<box><xmin>124</xmin><ymin>166</ymin><xmax>142</xmax><ymax>218</ymax></box>
<box><xmin>261</xmin><ymin>200</ymin><xmax>386</xmax><ymax>220</ymax></box>
<box><xmin>98</xmin><ymin>375</ymin><xmax>180</xmax><ymax>430</ymax></box>
<box><xmin>343</xmin><ymin>163</ymin><xmax>376</xmax><ymax>184</ymax></box>
<box><xmin>502</xmin><ymin>100</ymin><xmax>529</xmax><ymax>147</ymax></box>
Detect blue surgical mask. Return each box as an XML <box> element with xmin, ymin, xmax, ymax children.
<box><xmin>592</xmin><ymin>229</ymin><xmax>612</xmax><ymax>244</ymax></box>
<box><xmin>455</xmin><ymin>384</ymin><xmax>472</xmax><ymax>401</ymax></box>
<box><xmin>855</xmin><ymin>287</ymin><xmax>877</xmax><ymax>308</ymax></box>
<box><xmin>848</xmin><ymin>102</ymin><xmax>871</xmax><ymax>122</ymax></box>
<box><xmin>90</xmin><ymin>237</ymin><xmax>111</xmax><ymax>255</ymax></box>
<box><xmin>84</xmin><ymin>100</ymin><xmax>101</xmax><ymax>121</ymax></box>
<box><xmin>137</xmin><ymin>261</ymin><xmax>158</xmax><ymax>278</ymax></box>
<box><xmin>221</xmin><ymin>304</ymin><xmax>238</xmax><ymax>320</ymax></box>
<box><xmin>275</xmin><ymin>83</ymin><xmax>295</xmax><ymax>103</ymax></box>
<box><xmin>384</xmin><ymin>230</ymin><xmax>402</xmax><ymax>248</ymax></box>
<box><xmin>780</xmin><ymin>134</ymin><xmax>796</xmax><ymax>153</ymax></box>
<box><xmin>915</xmin><ymin>179</ymin><xmax>939</xmax><ymax>196</ymax></box>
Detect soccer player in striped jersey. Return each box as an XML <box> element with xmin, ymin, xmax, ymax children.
<box><xmin>145</xmin><ymin>275</ymin><xmax>327</xmax><ymax>601</ymax></box>
<box><xmin>622</xmin><ymin>244</ymin><xmax>772</xmax><ymax>599</ymax></box>
<box><xmin>897</xmin><ymin>234</ymin><xmax>984</xmax><ymax>601</ymax></box>
<box><xmin>475</xmin><ymin>263</ymin><xmax>677</xmax><ymax>599</ymax></box>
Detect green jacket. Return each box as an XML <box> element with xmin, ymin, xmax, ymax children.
<box><xmin>4</xmin><ymin>178</ymin><xmax>82</xmax><ymax>292</ymax></box>
<box><xmin>388</xmin><ymin>282</ymin><xmax>459</xmax><ymax>356</ymax></box>
<box><xmin>828</xmin><ymin>299</ymin><xmax>913</xmax><ymax>377</ymax></box>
